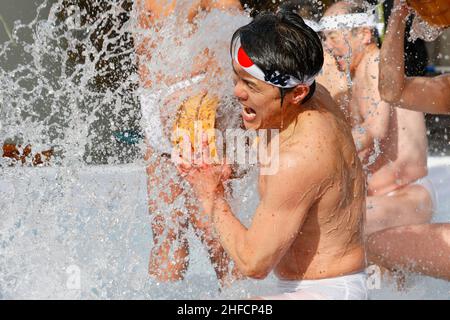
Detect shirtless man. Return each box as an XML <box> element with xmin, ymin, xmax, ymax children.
<box><xmin>320</xmin><ymin>1</ymin><xmax>433</xmax><ymax>236</ymax></box>
<box><xmin>368</xmin><ymin>0</ymin><xmax>450</xmax><ymax>281</ymax></box>
<box><xmin>176</xmin><ymin>9</ymin><xmax>368</xmax><ymax>300</ymax></box>
<box><xmin>279</xmin><ymin>0</ymin><xmax>352</xmax><ymax>122</ymax></box>
<box><xmin>135</xmin><ymin>0</ymin><xmax>243</xmax><ymax>284</ymax></box>
<box><xmin>316</xmin><ymin>49</ymin><xmax>353</xmax><ymax>123</ymax></box>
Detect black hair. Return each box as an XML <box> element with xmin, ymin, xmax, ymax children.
<box><xmin>231</xmin><ymin>9</ymin><xmax>324</xmax><ymax>106</ymax></box>
<box><xmin>239</xmin><ymin>0</ymin><xmax>280</xmax><ymax>18</ymax></box>
<box><xmin>278</xmin><ymin>0</ymin><xmax>323</xmax><ymax>21</ymax></box>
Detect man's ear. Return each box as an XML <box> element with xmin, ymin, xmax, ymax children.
<box><xmin>360</xmin><ymin>27</ymin><xmax>373</xmax><ymax>45</ymax></box>
<box><xmin>291</xmin><ymin>85</ymin><xmax>310</xmax><ymax>105</ymax></box>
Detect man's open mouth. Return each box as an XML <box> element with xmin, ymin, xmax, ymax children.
<box><xmin>334</xmin><ymin>54</ymin><xmax>343</xmax><ymax>62</ymax></box>
<box><xmin>334</xmin><ymin>55</ymin><xmax>347</xmax><ymax>69</ymax></box>
<box><xmin>242</xmin><ymin>106</ymin><xmax>257</xmax><ymax>122</ymax></box>
<box><xmin>245</xmin><ymin>106</ymin><xmax>256</xmax><ymax>115</ymax></box>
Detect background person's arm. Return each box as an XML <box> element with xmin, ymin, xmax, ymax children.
<box><xmin>394</xmin><ymin>75</ymin><xmax>450</xmax><ymax>114</ymax></box>
<box><xmin>379</xmin><ymin>0</ymin><xmax>409</xmax><ymax>104</ymax></box>
<box><xmin>317</xmin><ymin>52</ymin><xmax>355</xmax><ymax>124</ymax></box>
<box><xmin>379</xmin><ymin>0</ymin><xmax>450</xmax><ymax>114</ymax></box>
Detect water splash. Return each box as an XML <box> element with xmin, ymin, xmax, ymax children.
<box><xmin>0</xmin><ymin>0</ymin><xmax>269</xmax><ymax>299</ymax></box>
<box><xmin>409</xmin><ymin>14</ymin><xmax>444</xmax><ymax>42</ymax></box>
<box><xmin>0</xmin><ymin>0</ymin><xmax>141</xmax><ymax>166</ymax></box>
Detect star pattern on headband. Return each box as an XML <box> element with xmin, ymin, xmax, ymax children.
<box><xmin>264</xmin><ymin>70</ymin><xmax>290</xmax><ymax>87</ymax></box>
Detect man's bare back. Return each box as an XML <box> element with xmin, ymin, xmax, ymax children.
<box><xmin>261</xmin><ymin>84</ymin><xmax>366</xmax><ymax>280</ymax></box>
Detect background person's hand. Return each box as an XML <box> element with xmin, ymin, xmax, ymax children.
<box><xmin>392</xmin><ymin>0</ymin><xmax>410</xmax><ymax>19</ymax></box>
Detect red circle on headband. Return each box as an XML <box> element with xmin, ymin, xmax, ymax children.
<box><xmin>237</xmin><ymin>47</ymin><xmax>253</xmax><ymax>68</ymax></box>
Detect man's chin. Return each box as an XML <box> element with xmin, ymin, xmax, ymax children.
<box><xmin>337</xmin><ymin>61</ymin><xmax>347</xmax><ymax>72</ymax></box>
<box><xmin>242</xmin><ymin>118</ymin><xmax>258</xmax><ymax>130</ymax></box>
<box><xmin>243</xmin><ymin>122</ymin><xmax>256</xmax><ymax>130</ymax></box>
<box><xmin>332</xmin><ymin>56</ymin><xmax>347</xmax><ymax>72</ymax></box>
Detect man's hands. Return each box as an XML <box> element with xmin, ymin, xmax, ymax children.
<box><xmin>392</xmin><ymin>0</ymin><xmax>410</xmax><ymax>20</ymax></box>
<box><xmin>175</xmin><ymin>132</ymin><xmax>232</xmax><ymax>209</ymax></box>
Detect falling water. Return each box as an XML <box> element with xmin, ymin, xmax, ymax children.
<box><xmin>0</xmin><ymin>0</ymin><xmax>274</xmax><ymax>299</ymax></box>
<box><xmin>409</xmin><ymin>14</ymin><xmax>444</xmax><ymax>42</ymax></box>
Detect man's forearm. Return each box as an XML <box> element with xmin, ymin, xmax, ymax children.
<box><xmin>198</xmin><ymin>193</ymin><xmax>261</xmax><ymax>276</ymax></box>
<box><xmin>209</xmin><ymin>195</ymin><xmax>250</xmax><ymax>271</ymax></box>
<box><xmin>379</xmin><ymin>5</ymin><xmax>408</xmax><ymax>103</ymax></box>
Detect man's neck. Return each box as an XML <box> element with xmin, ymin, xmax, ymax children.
<box><xmin>277</xmin><ymin>100</ymin><xmax>315</xmax><ymax>146</ymax></box>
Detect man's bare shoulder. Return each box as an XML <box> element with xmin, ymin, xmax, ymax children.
<box><xmin>310</xmin><ymin>84</ymin><xmax>349</xmax><ymax>116</ymax></box>
<box><xmin>271</xmin><ymin>118</ymin><xmax>339</xmax><ymax>185</ymax></box>
<box><xmin>297</xmin><ymin>109</ymin><xmax>339</xmax><ymax>140</ymax></box>
<box><xmin>260</xmin><ymin>142</ymin><xmax>335</xmax><ymax>206</ymax></box>
<box><xmin>304</xmin><ymin>88</ymin><xmax>351</xmax><ymax>135</ymax></box>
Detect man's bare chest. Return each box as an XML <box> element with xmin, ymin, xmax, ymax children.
<box><xmin>350</xmin><ymin>81</ymin><xmax>374</xmax><ymax>119</ymax></box>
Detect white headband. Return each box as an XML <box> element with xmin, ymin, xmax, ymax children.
<box><xmin>319</xmin><ymin>13</ymin><xmax>382</xmax><ymax>32</ymax></box>
<box><xmin>231</xmin><ymin>36</ymin><xmax>316</xmax><ymax>88</ymax></box>
<box><xmin>304</xmin><ymin>19</ymin><xmax>321</xmax><ymax>32</ymax></box>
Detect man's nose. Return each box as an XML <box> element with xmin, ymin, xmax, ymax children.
<box><xmin>323</xmin><ymin>38</ymin><xmax>334</xmax><ymax>52</ymax></box>
<box><xmin>233</xmin><ymin>82</ymin><xmax>248</xmax><ymax>101</ymax></box>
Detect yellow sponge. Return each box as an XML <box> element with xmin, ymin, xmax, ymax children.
<box><xmin>172</xmin><ymin>93</ymin><xmax>219</xmax><ymax>160</ymax></box>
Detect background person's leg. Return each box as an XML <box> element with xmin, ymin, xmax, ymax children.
<box><xmin>186</xmin><ymin>198</ymin><xmax>244</xmax><ymax>288</ymax></box>
<box><xmin>367</xmin><ymin>223</ymin><xmax>450</xmax><ymax>281</ymax></box>
<box><xmin>146</xmin><ymin>148</ymin><xmax>190</xmax><ymax>281</ymax></box>
<box><xmin>149</xmin><ymin>210</ymin><xmax>190</xmax><ymax>281</ymax></box>
<box><xmin>146</xmin><ymin>146</ymin><xmax>241</xmax><ymax>285</ymax></box>
<box><xmin>365</xmin><ymin>183</ymin><xmax>433</xmax><ymax>235</ymax></box>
